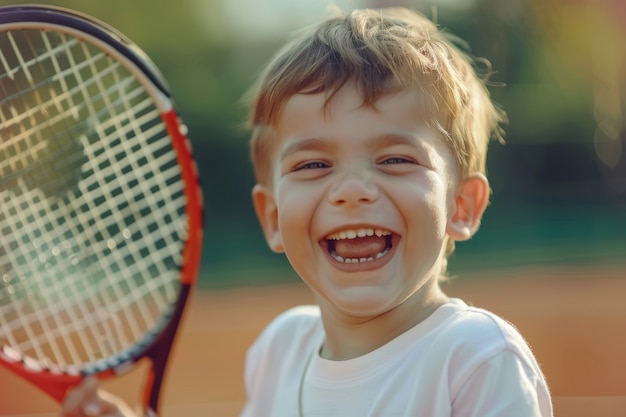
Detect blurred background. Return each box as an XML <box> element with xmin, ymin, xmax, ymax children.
<box><xmin>1</xmin><ymin>0</ymin><xmax>622</xmax><ymax>287</ymax></box>
<box><xmin>0</xmin><ymin>0</ymin><xmax>625</xmax><ymax>416</ymax></box>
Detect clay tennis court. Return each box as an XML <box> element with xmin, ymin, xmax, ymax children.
<box><xmin>1</xmin><ymin>263</ymin><xmax>625</xmax><ymax>417</ymax></box>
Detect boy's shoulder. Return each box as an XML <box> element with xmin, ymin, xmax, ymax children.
<box><xmin>247</xmin><ymin>305</ymin><xmax>323</xmax><ymax>358</ymax></box>
<box><xmin>435</xmin><ymin>298</ymin><xmax>534</xmax><ymax>354</ymax></box>
<box><xmin>264</xmin><ymin>304</ymin><xmax>322</xmax><ymax>337</ymax></box>
<box><xmin>427</xmin><ymin>299</ymin><xmax>541</xmax><ymax>376</ymax></box>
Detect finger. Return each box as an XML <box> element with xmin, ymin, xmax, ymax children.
<box><xmin>82</xmin><ymin>401</ymin><xmax>102</xmax><ymax>416</ymax></box>
<box><xmin>88</xmin><ymin>389</ymin><xmax>138</xmax><ymax>417</ymax></box>
<box><xmin>80</xmin><ymin>377</ymin><xmax>103</xmax><ymax>416</ymax></box>
<box><xmin>62</xmin><ymin>377</ymin><xmax>138</xmax><ymax>417</ymax></box>
<box><xmin>61</xmin><ymin>377</ymin><xmax>100</xmax><ymax>416</ymax></box>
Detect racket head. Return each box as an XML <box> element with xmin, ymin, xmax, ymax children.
<box><xmin>0</xmin><ymin>4</ymin><xmax>203</xmax><ymax>412</ymax></box>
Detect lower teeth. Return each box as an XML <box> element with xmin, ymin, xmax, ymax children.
<box><xmin>331</xmin><ymin>248</ymin><xmax>390</xmax><ymax>263</ymax></box>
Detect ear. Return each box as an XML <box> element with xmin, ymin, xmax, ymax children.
<box><xmin>252</xmin><ymin>184</ymin><xmax>284</xmax><ymax>253</ymax></box>
<box><xmin>446</xmin><ymin>174</ymin><xmax>490</xmax><ymax>242</ymax></box>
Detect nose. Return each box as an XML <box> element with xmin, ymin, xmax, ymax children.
<box><xmin>328</xmin><ymin>164</ymin><xmax>379</xmax><ymax>206</ymax></box>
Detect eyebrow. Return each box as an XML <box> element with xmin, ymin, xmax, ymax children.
<box><xmin>365</xmin><ymin>132</ymin><xmax>439</xmax><ymax>163</ymax></box>
<box><xmin>279</xmin><ymin>137</ymin><xmax>335</xmax><ymax>161</ymax></box>
<box><xmin>279</xmin><ymin>132</ymin><xmax>428</xmax><ymax>161</ymax></box>
<box><xmin>374</xmin><ymin>133</ymin><xmax>420</xmax><ymax>149</ymax></box>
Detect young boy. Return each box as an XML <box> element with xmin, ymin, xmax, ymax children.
<box><xmin>242</xmin><ymin>6</ymin><xmax>553</xmax><ymax>417</ymax></box>
<box><xmin>62</xmin><ymin>6</ymin><xmax>553</xmax><ymax>417</ymax></box>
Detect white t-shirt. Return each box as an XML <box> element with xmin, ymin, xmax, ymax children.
<box><xmin>240</xmin><ymin>298</ymin><xmax>553</xmax><ymax>417</ymax></box>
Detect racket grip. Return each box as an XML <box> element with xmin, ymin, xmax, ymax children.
<box><xmin>145</xmin><ymin>408</ymin><xmax>159</xmax><ymax>417</ymax></box>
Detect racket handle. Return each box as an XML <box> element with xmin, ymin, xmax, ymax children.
<box><xmin>145</xmin><ymin>408</ymin><xmax>159</xmax><ymax>417</ymax></box>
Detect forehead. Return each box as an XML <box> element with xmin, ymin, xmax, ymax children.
<box><xmin>272</xmin><ymin>86</ymin><xmax>453</xmax><ymax>159</ymax></box>
<box><xmin>275</xmin><ymin>86</ymin><xmax>435</xmax><ymax>136</ymax></box>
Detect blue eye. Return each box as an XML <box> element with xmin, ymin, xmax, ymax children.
<box><xmin>381</xmin><ymin>157</ymin><xmax>413</xmax><ymax>164</ymax></box>
<box><xmin>293</xmin><ymin>161</ymin><xmax>329</xmax><ymax>171</ymax></box>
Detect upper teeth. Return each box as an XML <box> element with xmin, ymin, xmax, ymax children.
<box><xmin>326</xmin><ymin>228</ymin><xmax>392</xmax><ymax>240</ymax></box>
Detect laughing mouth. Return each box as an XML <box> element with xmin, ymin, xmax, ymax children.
<box><xmin>325</xmin><ymin>228</ymin><xmax>393</xmax><ymax>264</ymax></box>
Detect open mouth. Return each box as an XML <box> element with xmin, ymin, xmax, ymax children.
<box><xmin>324</xmin><ymin>228</ymin><xmax>394</xmax><ymax>263</ymax></box>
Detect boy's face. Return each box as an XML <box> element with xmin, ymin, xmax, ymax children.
<box><xmin>253</xmin><ymin>84</ymin><xmax>488</xmax><ymax>318</ymax></box>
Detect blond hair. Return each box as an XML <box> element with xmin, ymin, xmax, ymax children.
<box><xmin>246</xmin><ymin>7</ymin><xmax>506</xmax><ymax>274</ymax></box>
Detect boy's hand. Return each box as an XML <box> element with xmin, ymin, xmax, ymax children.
<box><xmin>61</xmin><ymin>377</ymin><xmax>139</xmax><ymax>417</ymax></box>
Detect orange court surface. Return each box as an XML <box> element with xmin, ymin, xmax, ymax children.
<box><xmin>1</xmin><ymin>263</ymin><xmax>625</xmax><ymax>417</ymax></box>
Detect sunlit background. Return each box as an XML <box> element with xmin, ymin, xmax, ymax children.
<box><xmin>0</xmin><ymin>0</ymin><xmax>625</xmax><ymax>416</ymax></box>
<box><xmin>2</xmin><ymin>0</ymin><xmax>622</xmax><ymax>286</ymax></box>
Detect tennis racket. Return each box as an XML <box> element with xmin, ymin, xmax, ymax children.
<box><xmin>0</xmin><ymin>5</ymin><xmax>203</xmax><ymax>416</ymax></box>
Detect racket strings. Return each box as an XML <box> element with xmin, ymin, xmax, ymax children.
<box><xmin>0</xmin><ymin>28</ymin><xmax>188</xmax><ymax>370</ymax></box>
<box><xmin>0</xmin><ymin>188</ymin><xmax>107</xmax><ymax>366</ymax></box>
<box><xmin>0</xmin><ymin>32</ymin><xmax>129</xmax><ymax>195</ymax></box>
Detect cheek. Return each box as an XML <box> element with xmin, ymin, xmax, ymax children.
<box><xmin>407</xmin><ymin>174</ymin><xmax>450</xmax><ymax>235</ymax></box>
<box><xmin>274</xmin><ymin>184</ymin><xmax>322</xmax><ymax>276</ymax></box>
<box><xmin>427</xmin><ymin>195</ymin><xmax>449</xmax><ymax>237</ymax></box>
<box><xmin>275</xmin><ymin>182</ymin><xmax>316</xmax><ymax>234</ymax></box>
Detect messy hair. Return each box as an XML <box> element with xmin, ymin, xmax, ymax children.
<box><xmin>246</xmin><ymin>7</ymin><xmax>506</xmax><ymax>275</ymax></box>
<box><xmin>247</xmin><ymin>7</ymin><xmax>505</xmax><ymax>183</ymax></box>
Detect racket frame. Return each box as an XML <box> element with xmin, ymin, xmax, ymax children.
<box><xmin>0</xmin><ymin>4</ymin><xmax>204</xmax><ymax>414</ymax></box>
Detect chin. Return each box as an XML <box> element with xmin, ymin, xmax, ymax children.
<box><xmin>327</xmin><ymin>286</ymin><xmax>400</xmax><ymax>317</ymax></box>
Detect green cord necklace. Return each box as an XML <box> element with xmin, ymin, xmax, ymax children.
<box><xmin>298</xmin><ymin>347</ymin><xmax>316</xmax><ymax>417</ymax></box>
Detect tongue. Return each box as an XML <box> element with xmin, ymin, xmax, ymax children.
<box><xmin>333</xmin><ymin>236</ymin><xmax>387</xmax><ymax>259</ymax></box>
